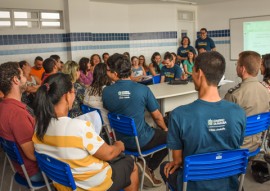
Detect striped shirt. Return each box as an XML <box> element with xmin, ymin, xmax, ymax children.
<box><xmin>33</xmin><ymin>117</ymin><xmax>112</xmax><ymax>191</ymax></box>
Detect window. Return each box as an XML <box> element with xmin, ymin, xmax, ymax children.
<box><xmin>0</xmin><ymin>9</ymin><xmax>63</xmax><ymax>29</ymax></box>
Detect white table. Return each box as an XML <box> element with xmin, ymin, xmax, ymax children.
<box><xmin>148</xmin><ymin>82</ymin><xmax>198</xmax><ymax>116</ymax></box>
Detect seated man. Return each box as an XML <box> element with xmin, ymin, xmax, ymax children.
<box><xmin>42</xmin><ymin>58</ymin><xmax>58</xmax><ymax>83</ymax></box>
<box><xmin>102</xmin><ymin>53</ymin><xmax>168</xmax><ymax>187</ymax></box>
<box><xmin>30</xmin><ymin>56</ymin><xmax>44</xmax><ymax>80</ymax></box>
<box><xmin>224</xmin><ymin>51</ymin><xmax>270</xmax><ymax>152</ymax></box>
<box><xmin>160</xmin><ymin>52</ymin><xmax>246</xmax><ymax>191</ymax></box>
<box><xmin>0</xmin><ymin>62</ymin><xmax>42</xmax><ymax>182</ymax></box>
<box><xmin>160</xmin><ymin>52</ymin><xmax>182</xmax><ymax>83</ymax></box>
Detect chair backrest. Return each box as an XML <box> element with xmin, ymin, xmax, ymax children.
<box><xmin>245</xmin><ymin>112</ymin><xmax>270</xmax><ymax>136</ymax></box>
<box><xmin>35</xmin><ymin>152</ymin><xmax>77</xmax><ymax>191</ymax></box>
<box><xmin>1</xmin><ymin>138</ymin><xmax>24</xmax><ymax>166</ymax></box>
<box><xmin>152</xmin><ymin>75</ymin><xmax>161</xmax><ymax>84</ymax></box>
<box><xmin>183</xmin><ymin>149</ymin><xmax>249</xmax><ymax>183</ymax></box>
<box><xmin>81</xmin><ymin>104</ymin><xmax>104</xmax><ymax>124</ymax></box>
<box><xmin>108</xmin><ymin>113</ymin><xmax>138</xmax><ymax>137</ymax></box>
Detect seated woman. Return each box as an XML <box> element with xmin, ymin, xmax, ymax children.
<box><xmin>19</xmin><ymin>60</ymin><xmax>41</xmax><ymax>108</ymax></box>
<box><xmin>149</xmin><ymin>52</ymin><xmax>161</xmax><ymax>76</ymax></box>
<box><xmin>63</xmin><ymin>61</ymin><xmax>85</xmax><ymax>118</ymax></box>
<box><xmin>131</xmin><ymin>56</ymin><xmax>146</xmax><ymax>82</ymax></box>
<box><xmin>261</xmin><ymin>54</ymin><xmax>270</xmax><ymax>92</ymax></box>
<box><xmin>32</xmin><ymin>73</ymin><xmax>138</xmax><ymax>191</ymax></box>
<box><xmin>79</xmin><ymin>57</ymin><xmax>93</xmax><ymax>87</ymax></box>
<box><xmin>90</xmin><ymin>54</ymin><xmax>102</xmax><ymax>72</ymax></box>
<box><xmin>84</xmin><ymin>63</ymin><xmax>112</xmax><ymax>126</ymax></box>
<box><xmin>183</xmin><ymin>51</ymin><xmax>195</xmax><ymax>80</ymax></box>
<box><xmin>139</xmin><ymin>55</ymin><xmax>149</xmax><ymax>75</ymax></box>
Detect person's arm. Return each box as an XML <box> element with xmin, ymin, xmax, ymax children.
<box><xmin>93</xmin><ymin>141</ymin><xmax>124</xmax><ymax>161</ymax></box>
<box><xmin>149</xmin><ymin>63</ymin><xmax>157</xmax><ymax>76</ymax></box>
<box><xmin>142</xmin><ymin>67</ymin><xmax>146</xmax><ymax>76</ymax></box>
<box><xmin>150</xmin><ymin>109</ymin><xmax>168</xmax><ymax>131</ymax></box>
<box><xmin>160</xmin><ymin>76</ymin><xmax>165</xmax><ymax>83</ymax></box>
<box><xmin>210</xmin><ymin>38</ymin><xmax>216</xmax><ymax>51</ymax></box>
<box><xmin>20</xmin><ymin>141</ymin><xmax>36</xmax><ymax>161</ymax></box>
<box><xmin>164</xmin><ymin>150</ymin><xmax>183</xmax><ymax>178</ymax></box>
<box><xmin>183</xmin><ymin>63</ymin><xmax>192</xmax><ymax>75</ymax></box>
<box><xmin>34</xmin><ymin>75</ymin><xmax>41</xmax><ymax>85</ymax></box>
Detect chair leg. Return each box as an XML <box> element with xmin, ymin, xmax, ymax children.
<box><xmin>0</xmin><ymin>155</ymin><xmax>7</xmax><ymax>191</ymax></box>
<box><xmin>238</xmin><ymin>174</ymin><xmax>245</xmax><ymax>191</ymax></box>
<box><xmin>9</xmin><ymin>175</ymin><xmax>14</xmax><ymax>191</ymax></box>
<box><xmin>139</xmin><ymin>157</ymin><xmax>146</xmax><ymax>191</ymax></box>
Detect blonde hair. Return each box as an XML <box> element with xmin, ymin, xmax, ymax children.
<box><xmin>63</xmin><ymin>60</ymin><xmax>79</xmax><ymax>83</ymax></box>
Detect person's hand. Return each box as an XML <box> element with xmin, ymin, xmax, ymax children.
<box><xmin>163</xmin><ymin>127</ymin><xmax>168</xmax><ymax>132</ymax></box>
<box><xmin>164</xmin><ymin>161</ymin><xmax>180</xmax><ymax>178</ymax></box>
<box><xmin>113</xmin><ymin>141</ymin><xmax>125</xmax><ymax>151</ymax></box>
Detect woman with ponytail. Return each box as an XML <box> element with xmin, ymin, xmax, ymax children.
<box><xmin>32</xmin><ymin>73</ymin><xmax>138</xmax><ymax>191</ymax></box>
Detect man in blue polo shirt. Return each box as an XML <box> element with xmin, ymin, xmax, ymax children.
<box><xmin>102</xmin><ymin>53</ymin><xmax>168</xmax><ymax>188</ymax></box>
<box><xmin>195</xmin><ymin>28</ymin><xmax>216</xmax><ymax>52</ymax></box>
<box><xmin>160</xmin><ymin>51</ymin><xmax>246</xmax><ymax>191</ymax></box>
<box><xmin>160</xmin><ymin>52</ymin><xmax>182</xmax><ymax>83</ymax></box>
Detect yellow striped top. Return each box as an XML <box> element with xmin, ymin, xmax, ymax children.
<box><xmin>33</xmin><ymin>117</ymin><xmax>112</xmax><ymax>191</ymax></box>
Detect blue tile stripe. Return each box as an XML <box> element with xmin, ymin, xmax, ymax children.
<box><xmin>196</xmin><ymin>29</ymin><xmax>230</xmax><ymax>38</ymax></box>
<box><xmin>0</xmin><ymin>31</ymin><xmax>177</xmax><ymax>46</ymax></box>
<box><xmin>0</xmin><ymin>42</ymin><xmax>176</xmax><ymax>56</ymax></box>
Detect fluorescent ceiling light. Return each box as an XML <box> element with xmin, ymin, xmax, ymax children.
<box><xmin>160</xmin><ymin>0</ymin><xmax>197</xmax><ymax>5</ymax></box>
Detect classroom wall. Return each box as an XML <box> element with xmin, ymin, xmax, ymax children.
<box><xmin>0</xmin><ymin>0</ymin><xmax>196</xmax><ymax>65</ymax></box>
<box><xmin>197</xmin><ymin>0</ymin><xmax>269</xmax><ymax>95</ymax></box>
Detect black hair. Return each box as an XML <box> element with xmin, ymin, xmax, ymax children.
<box><xmin>43</xmin><ymin>58</ymin><xmax>56</xmax><ymax>73</ymax></box>
<box><xmin>263</xmin><ymin>54</ymin><xmax>270</xmax><ymax>82</ymax></box>
<box><xmin>181</xmin><ymin>36</ymin><xmax>191</xmax><ymax>46</ymax></box>
<box><xmin>102</xmin><ymin>52</ymin><xmax>109</xmax><ymax>60</ymax></box>
<box><xmin>33</xmin><ymin>73</ymin><xmax>73</xmax><ymax>141</ymax></box>
<box><xmin>123</xmin><ymin>52</ymin><xmax>130</xmax><ymax>60</ymax></box>
<box><xmin>90</xmin><ymin>54</ymin><xmax>101</xmax><ymax>65</ymax></box>
<box><xmin>19</xmin><ymin>60</ymin><xmax>27</xmax><ymax>69</ymax></box>
<box><xmin>107</xmin><ymin>53</ymin><xmax>132</xmax><ymax>79</ymax></box>
<box><xmin>0</xmin><ymin>62</ymin><xmax>21</xmax><ymax>96</ymax></box>
<box><xmin>151</xmin><ymin>52</ymin><xmax>161</xmax><ymax>73</ymax></box>
<box><xmin>200</xmin><ymin>28</ymin><xmax>208</xmax><ymax>32</ymax></box>
<box><xmin>194</xmin><ymin>51</ymin><xmax>225</xmax><ymax>86</ymax></box>
<box><xmin>79</xmin><ymin>57</ymin><xmax>90</xmax><ymax>75</ymax></box>
<box><xmin>164</xmin><ymin>52</ymin><xmax>173</xmax><ymax>61</ymax></box>
<box><xmin>35</xmin><ymin>56</ymin><xmax>43</xmax><ymax>62</ymax></box>
<box><xmin>89</xmin><ymin>63</ymin><xmax>111</xmax><ymax>96</ymax></box>
<box><xmin>50</xmin><ymin>54</ymin><xmax>60</xmax><ymax>62</ymax></box>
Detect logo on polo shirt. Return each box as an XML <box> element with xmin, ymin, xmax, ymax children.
<box><xmin>118</xmin><ymin>91</ymin><xmax>130</xmax><ymax>99</ymax></box>
<box><xmin>207</xmin><ymin>118</ymin><xmax>227</xmax><ymax>132</ymax></box>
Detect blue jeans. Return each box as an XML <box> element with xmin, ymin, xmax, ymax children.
<box><xmin>30</xmin><ymin>171</ymin><xmax>44</xmax><ymax>182</ymax></box>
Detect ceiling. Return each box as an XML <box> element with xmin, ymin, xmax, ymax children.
<box><xmin>89</xmin><ymin>0</ymin><xmax>238</xmax><ymax>5</ymax></box>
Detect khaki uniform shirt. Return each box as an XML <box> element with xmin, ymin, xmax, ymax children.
<box><xmin>224</xmin><ymin>77</ymin><xmax>270</xmax><ymax>152</ymax></box>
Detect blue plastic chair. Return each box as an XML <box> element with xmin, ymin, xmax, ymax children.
<box><xmin>1</xmin><ymin>138</ymin><xmax>46</xmax><ymax>191</ymax></box>
<box><xmin>35</xmin><ymin>151</ymin><xmax>77</xmax><ymax>191</ymax></box>
<box><xmin>152</xmin><ymin>75</ymin><xmax>161</xmax><ymax>84</ymax></box>
<box><xmin>181</xmin><ymin>149</ymin><xmax>249</xmax><ymax>191</ymax></box>
<box><xmin>0</xmin><ymin>137</ymin><xmax>7</xmax><ymax>191</ymax></box>
<box><xmin>244</xmin><ymin>112</ymin><xmax>270</xmax><ymax>157</ymax></box>
<box><xmin>108</xmin><ymin>112</ymin><xmax>168</xmax><ymax>191</ymax></box>
<box><xmin>81</xmin><ymin>104</ymin><xmax>104</xmax><ymax>124</ymax></box>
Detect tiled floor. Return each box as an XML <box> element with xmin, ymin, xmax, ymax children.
<box><xmin>1</xmin><ymin>149</ymin><xmax>270</xmax><ymax>191</ymax></box>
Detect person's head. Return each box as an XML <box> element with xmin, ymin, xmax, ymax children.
<box><xmin>102</xmin><ymin>52</ymin><xmax>110</xmax><ymax>64</ymax></box>
<box><xmin>181</xmin><ymin>36</ymin><xmax>191</xmax><ymax>46</ymax></box>
<box><xmin>151</xmin><ymin>52</ymin><xmax>161</xmax><ymax>64</ymax></box>
<box><xmin>198</xmin><ymin>47</ymin><xmax>207</xmax><ymax>54</ymax></box>
<box><xmin>131</xmin><ymin>56</ymin><xmax>139</xmax><ymax>67</ymax></box>
<box><xmin>236</xmin><ymin>51</ymin><xmax>261</xmax><ymax>79</ymax></box>
<box><xmin>89</xmin><ymin>63</ymin><xmax>112</xmax><ymax>96</ymax></box>
<box><xmin>33</xmin><ymin>73</ymin><xmax>74</xmax><ymax>141</ymax></box>
<box><xmin>34</xmin><ymin>56</ymin><xmax>43</xmax><ymax>70</ymax></box>
<box><xmin>261</xmin><ymin>54</ymin><xmax>270</xmax><ymax>81</ymax></box>
<box><xmin>123</xmin><ymin>52</ymin><xmax>130</xmax><ymax>60</ymax></box>
<box><xmin>107</xmin><ymin>53</ymin><xmax>131</xmax><ymax>81</ymax></box>
<box><xmin>171</xmin><ymin>52</ymin><xmax>177</xmax><ymax>64</ymax></box>
<box><xmin>139</xmin><ymin>55</ymin><xmax>146</xmax><ymax>66</ymax></box>
<box><xmin>187</xmin><ymin>51</ymin><xmax>196</xmax><ymax>62</ymax></box>
<box><xmin>200</xmin><ymin>28</ymin><xmax>208</xmax><ymax>39</ymax></box>
<box><xmin>19</xmin><ymin>60</ymin><xmax>32</xmax><ymax>75</ymax></box>
<box><xmin>163</xmin><ymin>52</ymin><xmax>174</xmax><ymax>68</ymax></box>
<box><xmin>63</xmin><ymin>61</ymin><xmax>80</xmax><ymax>83</ymax></box>
<box><xmin>192</xmin><ymin>51</ymin><xmax>225</xmax><ymax>90</ymax></box>
<box><xmin>90</xmin><ymin>54</ymin><xmax>101</xmax><ymax>66</ymax></box>
<box><xmin>0</xmin><ymin>62</ymin><xmax>27</xmax><ymax>96</ymax></box>
<box><xmin>79</xmin><ymin>57</ymin><xmax>91</xmax><ymax>74</ymax></box>
<box><xmin>43</xmin><ymin>58</ymin><xmax>57</xmax><ymax>74</ymax></box>
<box><xmin>50</xmin><ymin>55</ymin><xmax>61</xmax><ymax>71</ymax></box>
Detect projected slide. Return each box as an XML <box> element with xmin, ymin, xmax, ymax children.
<box><xmin>243</xmin><ymin>21</ymin><xmax>270</xmax><ymax>55</ymax></box>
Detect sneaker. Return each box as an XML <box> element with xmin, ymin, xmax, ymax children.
<box><xmin>136</xmin><ymin>160</ymin><xmax>162</xmax><ymax>187</ymax></box>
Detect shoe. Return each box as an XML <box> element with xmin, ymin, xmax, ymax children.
<box><xmin>136</xmin><ymin>160</ymin><xmax>162</xmax><ymax>187</ymax></box>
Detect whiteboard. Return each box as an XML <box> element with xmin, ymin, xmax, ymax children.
<box><xmin>230</xmin><ymin>15</ymin><xmax>270</xmax><ymax>60</ymax></box>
